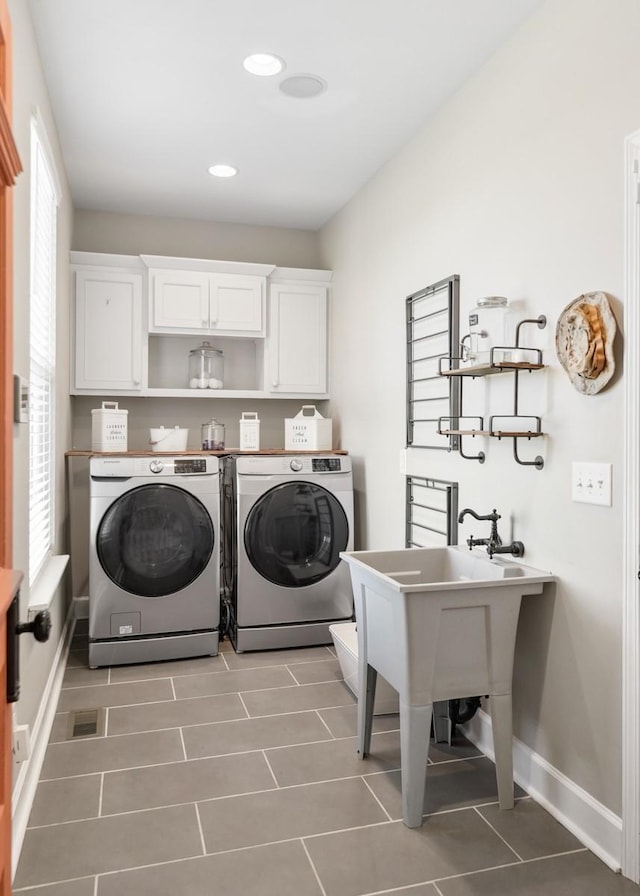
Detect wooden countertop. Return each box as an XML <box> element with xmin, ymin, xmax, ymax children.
<box><xmin>66</xmin><ymin>449</ymin><xmax>348</xmax><ymax>457</ymax></box>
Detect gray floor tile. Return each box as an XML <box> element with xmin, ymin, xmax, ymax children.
<box><xmin>305</xmin><ymin>809</ymin><xmax>517</xmax><ymax>896</ymax></box>
<box><xmin>241</xmin><ymin>680</ymin><xmax>356</xmax><ymax>716</ymax></box>
<box><xmin>287</xmin><ymin>657</ymin><xmax>344</xmax><ymax>685</ymax></box>
<box><xmin>41</xmin><ymin>729</ymin><xmax>184</xmax><ymax>778</ymax></box>
<box><xmin>63</xmin><ymin>665</ymin><xmax>109</xmax><ymax>687</ymax></box>
<box><xmin>266</xmin><ymin>730</ymin><xmax>401</xmax><ymax>786</ymax></box>
<box><xmin>66</xmin><ymin>648</ymin><xmax>89</xmax><ymax>669</ymax></box>
<box><xmin>14</xmin><ymin>803</ymin><xmax>203</xmax><ymax>888</ymax></box>
<box><xmin>56</xmin><ymin>678</ymin><xmax>174</xmax><ymax>712</ymax></box>
<box><xmin>198</xmin><ymin>777</ymin><xmax>388</xmax><ymax>852</ymax></box>
<box><xmin>436</xmin><ymin>849</ymin><xmax>640</xmax><ymax>895</ymax></box>
<box><xmin>364</xmin><ymin>755</ymin><xmax>525</xmax><ymax>820</ymax></box>
<box><xmin>48</xmin><ymin>712</ymin><xmax>75</xmax><ymax>744</ymax></box>
<box><xmin>107</xmin><ymin>692</ymin><xmax>246</xmax><ymax>736</ymax></box>
<box><xmin>182</xmin><ymin>709</ymin><xmax>333</xmax><ymax>759</ymax></box>
<box><xmin>109</xmin><ymin>653</ymin><xmax>225</xmax><ymax>682</ymax></box>
<box><xmin>14</xmin><ymin>878</ymin><xmax>95</xmax><ymax>896</ymax></box>
<box><xmin>102</xmin><ymin>752</ymin><xmax>276</xmax><ymax>814</ymax></box>
<box><xmin>28</xmin><ymin>775</ymin><xmax>101</xmax><ymax>826</ymax></box>
<box><xmin>223</xmin><ymin>644</ymin><xmax>334</xmax><ymax>670</ymax></box>
<box><xmin>370</xmin><ymin>886</ymin><xmax>439</xmax><ymax>895</ymax></box>
<box><xmin>428</xmin><ymin>734</ymin><xmax>483</xmax><ymax>763</ymax></box>
<box><xmin>97</xmin><ymin>840</ymin><xmax>323</xmax><ymax>896</ymax></box>
<box><xmin>173</xmin><ymin>665</ymin><xmax>295</xmax><ymax>699</ymax></box>
<box><xmin>317</xmin><ymin>703</ymin><xmax>399</xmax><ymax>737</ymax></box>
<box><xmin>477</xmin><ymin>798</ymin><xmax>583</xmax><ymax>860</ymax></box>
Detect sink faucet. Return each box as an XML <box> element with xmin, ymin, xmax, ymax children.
<box><xmin>457</xmin><ymin>508</ymin><xmax>525</xmax><ymax>559</ymax></box>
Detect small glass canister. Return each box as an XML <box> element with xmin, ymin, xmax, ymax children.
<box><xmin>201</xmin><ymin>419</ymin><xmax>225</xmax><ymax>450</ymax></box>
<box><xmin>468</xmin><ymin>296</ymin><xmax>511</xmax><ymax>365</ymax></box>
<box><xmin>188</xmin><ymin>341</ymin><xmax>224</xmax><ymax>389</ymax></box>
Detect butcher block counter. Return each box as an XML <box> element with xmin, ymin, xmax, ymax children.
<box><xmin>66</xmin><ymin>449</ymin><xmax>348</xmax><ymax>457</ymax></box>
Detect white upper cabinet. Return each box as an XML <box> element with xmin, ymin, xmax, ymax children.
<box><xmin>145</xmin><ymin>257</ymin><xmax>269</xmax><ymax>336</ymax></box>
<box><xmin>70</xmin><ymin>253</ymin><xmax>331</xmax><ymax>398</ymax></box>
<box><xmin>267</xmin><ymin>271</ymin><xmax>329</xmax><ymax>396</ymax></box>
<box><xmin>150</xmin><ymin>269</ymin><xmax>209</xmax><ymax>330</ymax></box>
<box><xmin>73</xmin><ymin>260</ymin><xmax>144</xmax><ymax>392</ymax></box>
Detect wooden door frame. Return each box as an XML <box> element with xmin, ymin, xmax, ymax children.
<box><xmin>0</xmin><ymin>2</ymin><xmax>23</xmax><ymax>893</ymax></box>
<box><xmin>622</xmin><ymin>127</ymin><xmax>640</xmax><ymax>884</ymax></box>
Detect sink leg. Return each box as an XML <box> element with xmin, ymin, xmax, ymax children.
<box><xmin>400</xmin><ymin>700</ymin><xmax>432</xmax><ymax>828</ymax></box>
<box><xmin>490</xmin><ymin>692</ymin><xmax>515</xmax><ymax>809</ymax></box>
<box><xmin>357</xmin><ymin>663</ymin><xmax>377</xmax><ymax>758</ymax></box>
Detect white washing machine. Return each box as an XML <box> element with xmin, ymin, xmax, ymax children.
<box><xmin>89</xmin><ymin>455</ymin><xmax>221</xmax><ymax>668</ymax></box>
<box><xmin>224</xmin><ymin>454</ymin><xmax>354</xmax><ymax>652</ymax></box>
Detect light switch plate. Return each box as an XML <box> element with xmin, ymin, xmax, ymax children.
<box><xmin>571</xmin><ymin>462</ymin><xmax>612</xmax><ymax>506</ymax></box>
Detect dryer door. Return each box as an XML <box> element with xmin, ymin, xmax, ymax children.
<box><xmin>97</xmin><ymin>484</ymin><xmax>214</xmax><ymax>597</ymax></box>
<box><xmin>244</xmin><ymin>482</ymin><xmax>349</xmax><ymax>587</ymax></box>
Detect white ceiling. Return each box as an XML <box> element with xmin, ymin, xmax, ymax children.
<box><xmin>28</xmin><ymin>0</ymin><xmax>542</xmax><ymax>231</ymax></box>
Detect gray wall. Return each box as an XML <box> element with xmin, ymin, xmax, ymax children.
<box><xmin>320</xmin><ymin>0</ymin><xmax>639</xmax><ymax>816</ymax></box>
<box><xmin>73</xmin><ymin>209</ymin><xmax>322</xmax><ymax>269</ymax></box>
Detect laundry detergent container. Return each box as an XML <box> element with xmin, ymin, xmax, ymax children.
<box><xmin>330</xmin><ymin>622</ymin><xmax>399</xmax><ymax>715</ymax></box>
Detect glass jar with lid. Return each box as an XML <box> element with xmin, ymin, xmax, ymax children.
<box><xmin>188</xmin><ymin>341</ymin><xmax>224</xmax><ymax>389</ymax></box>
<box><xmin>201</xmin><ymin>419</ymin><xmax>225</xmax><ymax>450</ymax></box>
<box><xmin>468</xmin><ymin>296</ymin><xmax>512</xmax><ymax>365</ymax></box>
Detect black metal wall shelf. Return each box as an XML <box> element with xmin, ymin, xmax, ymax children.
<box><xmin>437</xmin><ymin>315</ymin><xmax>547</xmax><ymax>469</ymax></box>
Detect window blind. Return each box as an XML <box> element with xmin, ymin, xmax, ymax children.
<box><xmin>29</xmin><ymin>117</ymin><xmax>59</xmax><ymax>585</ymax></box>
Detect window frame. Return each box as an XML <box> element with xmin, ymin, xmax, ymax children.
<box><xmin>28</xmin><ymin>110</ymin><xmax>61</xmax><ymax>587</ymax></box>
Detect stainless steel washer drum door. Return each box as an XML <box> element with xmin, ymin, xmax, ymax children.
<box><xmin>97</xmin><ymin>484</ymin><xmax>214</xmax><ymax>597</ymax></box>
<box><xmin>244</xmin><ymin>482</ymin><xmax>349</xmax><ymax>587</ymax></box>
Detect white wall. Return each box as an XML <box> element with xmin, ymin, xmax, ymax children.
<box><xmin>9</xmin><ymin>0</ymin><xmax>73</xmax><ymax>770</ymax></box>
<box><xmin>321</xmin><ymin>0</ymin><xmax>639</xmax><ymax>817</ymax></box>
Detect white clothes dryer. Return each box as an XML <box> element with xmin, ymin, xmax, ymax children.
<box><xmin>224</xmin><ymin>454</ymin><xmax>354</xmax><ymax>652</ymax></box>
<box><xmin>89</xmin><ymin>455</ymin><xmax>221</xmax><ymax>668</ymax></box>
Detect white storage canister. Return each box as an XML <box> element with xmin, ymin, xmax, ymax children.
<box><xmin>468</xmin><ymin>296</ymin><xmax>511</xmax><ymax>365</ymax></box>
<box><xmin>239</xmin><ymin>412</ymin><xmax>260</xmax><ymax>451</ymax></box>
<box><xmin>91</xmin><ymin>401</ymin><xmax>128</xmax><ymax>451</ymax></box>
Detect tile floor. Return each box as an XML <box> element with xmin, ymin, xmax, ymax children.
<box><xmin>13</xmin><ymin>621</ymin><xmax>640</xmax><ymax>895</ymax></box>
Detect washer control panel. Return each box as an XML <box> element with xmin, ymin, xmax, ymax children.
<box><xmin>175</xmin><ymin>458</ymin><xmax>207</xmax><ymax>474</ymax></box>
<box><xmin>311</xmin><ymin>457</ymin><xmax>342</xmax><ymax>472</ymax></box>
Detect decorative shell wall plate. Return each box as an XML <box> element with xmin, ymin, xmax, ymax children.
<box><xmin>555</xmin><ymin>291</ymin><xmax>616</xmax><ymax>395</ymax></box>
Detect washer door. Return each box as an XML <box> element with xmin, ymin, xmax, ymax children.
<box><xmin>244</xmin><ymin>482</ymin><xmax>349</xmax><ymax>587</ymax></box>
<box><xmin>97</xmin><ymin>484</ymin><xmax>214</xmax><ymax>597</ymax></box>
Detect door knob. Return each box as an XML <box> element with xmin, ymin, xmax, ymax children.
<box><xmin>16</xmin><ymin>609</ymin><xmax>52</xmax><ymax>643</ymax></box>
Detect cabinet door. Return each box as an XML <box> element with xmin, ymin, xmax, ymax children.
<box><xmin>75</xmin><ymin>270</ymin><xmax>143</xmax><ymax>391</ymax></box>
<box><xmin>150</xmin><ymin>269</ymin><xmax>210</xmax><ymax>330</ymax></box>
<box><xmin>268</xmin><ymin>283</ymin><xmax>327</xmax><ymax>394</ymax></box>
<box><xmin>210</xmin><ymin>274</ymin><xmax>264</xmax><ymax>334</ymax></box>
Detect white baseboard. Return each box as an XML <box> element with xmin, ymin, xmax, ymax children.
<box><xmin>463</xmin><ymin>709</ymin><xmax>622</xmax><ymax>873</ymax></box>
<box><xmin>11</xmin><ymin>603</ymin><xmax>76</xmax><ymax>880</ymax></box>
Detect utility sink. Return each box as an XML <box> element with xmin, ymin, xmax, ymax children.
<box><xmin>339</xmin><ymin>545</ymin><xmax>556</xmax><ymax>828</ymax></box>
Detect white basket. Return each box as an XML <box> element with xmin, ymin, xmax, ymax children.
<box><xmin>149</xmin><ymin>426</ymin><xmax>189</xmax><ymax>452</ymax></box>
<box><xmin>285</xmin><ymin>405</ymin><xmax>332</xmax><ymax>451</ymax></box>
<box><xmin>91</xmin><ymin>401</ymin><xmax>128</xmax><ymax>452</ymax></box>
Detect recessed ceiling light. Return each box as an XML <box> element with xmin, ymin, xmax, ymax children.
<box><xmin>208</xmin><ymin>164</ymin><xmax>238</xmax><ymax>178</ymax></box>
<box><xmin>279</xmin><ymin>74</ymin><xmax>327</xmax><ymax>99</ymax></box>
<box><xmin>243</xmin><ymin>53</ymin><xmax>285</xmax><ymax>77</ymax></box>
